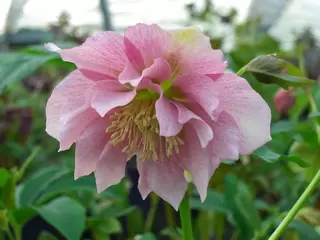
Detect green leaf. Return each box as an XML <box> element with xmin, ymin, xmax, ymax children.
<box><xmin>37</xmin><ymin>231</ymin><xmax>59</xmax><ymax>240</ymax></box>
<box><xmin>253</xmin><ymin>146</ymin><xmax>310</xmax><ymax>167</ymax></box>
<box><xmin>0</xmin><ymin>169</ymin><xmax>10</xmax><ymax>188</ymax></box>
<box><xmin>289</xmin><ymin>141</ymin><xmax>320</xmax><ymax>181</ymax></box>
<box><xmin>271</xmin><ymin>120</ymin><xmax>295</xmax><ymax>135</ymax></box>
<box><xmin>224</xmin><ymin>175</ymin><xmax>260</xmax><ymax>239</ymax></box>
<box><xmin>99</xmin><ymin>205</ymin><xmax>137</xmax><ymax>218</ymax></box>
<box><xmin>87</xmin><ymin>217</ymin><xmax>122</xmax><ymax>238</ymax></box>
<box><xmin>244</xmin><ymin>55</ymin><xmax>315</xmax><ymax>89</ymax></box>
<box><xmin>0</xmin><ymin>209</ymin><xmax>8</xmax><ymax>230</ymax></box>
<box><xmin>16</xmin><ymin>166</ymin><xmax>70</xmax><ymax>207</ymax></box>
<box><xmin>0</xmin><ymin>53</ymin><xmax>59</xmax><ymax>91</ymax></box>
<box><xmin>36</xmin><ymin>197</ymin><xmax>85</xmax><ymax>240</ymax></box>
<box><xmin>190</xmin><ymin>190</ymin><xmax>228</xmax><ymax>213</ymax></box>
<box><xmin>289</xmin><ymin>220</ymin><xmax>320</xmax><ymax>240</ymax></box>
<box><xmin>137</xmin><ymin>233</ymin><xmax>157</xmax><ymax>240</ymax></box>
<box><xmin>37</xmin><ymin>174</ymin><xmax>96</xmax><ymax>203</ymax></box>
<box><xmin>12</xmin><ymin>207</ymin><xmax>37</xmax><ymax>226</ymax></box>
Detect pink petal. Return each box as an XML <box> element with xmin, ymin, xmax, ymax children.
<box><xmin>46</xmin><ymin>70</ymin><xmax>95</xmax><ymax>141</ymax></box>
<box><xmin>125</xmin><ymin>23</ymin><xmax>173</xmax><ymax>67</ymax></box>
<box><xmin>142</xmin><ymin>57</ymin><xmax>171</xmax><ymax>82</ymax></box>
<box><xmin>155</xmin><ymin>97</ymin><xmax>183</xmax><ymax>137</ymax></box>
<box><xmin>91</xmin><ymin>81</ymin><xmax>136</xmax><ymax>117</ymax></box>
<box><xmin>171</xmin><ymin>27</ymin><xmax>226</xmax><ymax>75</ymax></box>
<box><xmin>137</xmin><ymin>158</ymin><xmax>187</xmax><ymax>210</ymax></box>
<box><xmin>95</xmin><ymin>145</ymin><xmax>128</xmax><ymax>192</ymax></box>
<box><xmin>118</xmin><ymin>61</ymin><xmax>142</xmax><ymax>86</ymax></box>
<box><xmin>212</xmin><ymin>73</ymin><xmax>271</xmax><ymax>154</ymax></box>
<box><xmin>124</xmin><ymin>37</ymin><xmax>145</xmax><ymax>70</ymax></box>
<box><xmin>58</xmin><ymin>32</ymin><xmax>127</xmax><ymax>79</ymax></box>
<box><xmin>173</xmin><ymin>102</ymin><xmax>213</xmax><ymax>148</ymax></box>
<box><xmin>178</xmin><ymin>127</ymin><xmax>220</xmax><ymax>201</ymax></box>
<box><xmin>74</xmin><ymin>117</ymin><xmax>110</xmax><ymax>179</ymax></box>
<box><xmin>174</xmin><ymin>73</ymin><xmax>220</xmax><ymax>120</ymax></box>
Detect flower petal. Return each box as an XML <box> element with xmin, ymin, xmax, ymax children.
<box><xmin>125</xmin><ymin>23</ymin><xmax>173</xmax><ymax>67</ymax></box>
<box><xmin>155</xmin><ymin>97</ymin><xmax>182</xmax><ymax>137</ymax></box>
<box><xmin>74</xmin><ymin>117</ymin><xmax>110</xmax><ymax>179</ymax></box>
<box><xmin>212</xmin><ymin>73</ymin><xmax>272</xmax><ymax>154</ymax></box>
<box><xmin>91</xmin><ymin>81</ymin><xmax>136</xmax><ymax>117</ymax></box>
<box><xmin>57</xmin><ymin>32</ymin><xmax>127</xmax><ymax>79</ymax></box>
<box><xmin>174</xmin><ymin>73</ymin><xmax>220</xmax><ymax>120</ymax></box>
<box><xmin>118</xmin><ymin>61</ymin><xmax>142</xmax><ymax>86</ymax></box>
<box><xmin>137</xmin><ymin>158</ymin><xmax>187</xmax><ymax>210</ymax></box>
<box><xmin>95</xmin><ymin>145</ymin><xmax>128</xmax><ymax>192</ymax></box>
<box><xmin>178</xmin><ymin>126</ymin><xmax>220</xmax><ymax>201</ymax></box>
<box><xmin>171</xmin><ymin>27</ymin><xmax>226</xmax><ymax>75</ymax></box>
<box><xmin>173</xmin><ymin>102</ymin><xmax>213</xmax><ymax>148</ymax></box>
<box><xmin>142</xmin><ymin>57</ymin><xmax>171</xmax><ymax>82</ymax></box>
<box><xmin>45</xmin><ymin>70</ymin><xmax>95</xmax><ymax>142</ymax></box>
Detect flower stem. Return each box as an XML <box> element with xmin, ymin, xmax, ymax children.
<box><xmin>179</xmin><ymin>187</ymin><xmax>193</xmax><ymax>240</ymax></box>
<box><xmin>236</xmin><ymin>66</ymin><xmax>246</xmax><ymax>76</ymax></box>
<box><xmin>145</xmin><ymin>193</ymin><xmax>159</xmax><ymax>232</ymax></box>
<box><xmin>268</xmin><ymin>169</ymin><xmax>320</xmax><ymax>240</ymax></box>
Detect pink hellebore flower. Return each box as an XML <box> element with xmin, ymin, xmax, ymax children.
<box><xmin>45</xmin><ymin>24</ymin><xmax>271</xmax><ymax>210</ymax></box>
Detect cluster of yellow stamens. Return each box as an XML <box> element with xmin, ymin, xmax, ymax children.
<box><xmin>106</xmin><ymin>99</ymin><xmax>184</xmax><ymax>160</ymax></box>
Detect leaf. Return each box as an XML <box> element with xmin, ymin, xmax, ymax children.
<box><xmin>288</xmin><ymin>220</ymin><xmax>320</xmax><ymax>240</ymax></box>
<box><xmin>16</xmin><ymin>165</ymin><xmax>70</xmax><ymax>207</ymax></box>
<box><xmin>37</xmin><ymin>231</ymin><xmax>59</xmax><ymax>240</ymax></box>
<box><xmin>36</xmin><ymin>197</ymin><xmax>86</xmax><ymax>240</ymax></box>
<box><xmin>0</xmin><ymin>209</ymin><xmax>8</xmax><ymax>230</ymax></box>
<box><xmin>37</xmin><ymin>174</ymin><xmax>96</xmax><ymax>203</ymax></box>
<box><xmin>244</xmin><ymin>55</ymin><xmax>315</xmax><ymax>89</ymax></box>
<box><xmin>289</xmin><ymin>141</ymin><xmax>320</xmax><ymax>181</ymax></box>
<box><xmin>99</xmin><ymin>205</ymin><xmax>137</xmax><ymax>218</ymax></box>
<box><xmin>161</xmin><ymin>227</ymin><xmax>182</xmax><ymax>239</ymax></box>
<box><xmin>271</xmin><ymin>120</ymin><xmax>295</xmax><ymax>135</ymax></box>
<box><xmin>253</xmin><ymin>146</ymin><xmax>310</xmax><ymax>167</ymax></box>
<box><xmin>0</xmin><ymin>169</ymin><xmax>10</xmax><ymax>188</ymax></box>
<box><xmin>87</xmin><ymin>217</ymin><xmax>122</xmax><ymax>238</ymax></box>
<box><xmin>224</xmin><ymin>175</ymin><xmax>260</xmax><ymax>240</ymax></box>
<box><xmin>136</xmin><ymin>233</ymin><xmax>157</xmax><ymax>240</ymax></box>
<box><xmin>0</xmin><ymin>53</ymin><xmax>59</xmax><ymax>91</ymax></box>
<box><xmin>12</xmin><ymin>207</ymin><xmax>37</xmax><ymax>226</ymax></box>
<box><xmin>190</xmin><ymin>190</ymin><xmax>228</xmax><ymax>213</ymax></box>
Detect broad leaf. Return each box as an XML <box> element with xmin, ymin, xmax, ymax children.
<box><xmin>0</xmin><ymin>169</ymin><xmax>10</xmax><ymax>188</ymax></box>
<box><xmin>36</xmin><ymin>197</ymin><xmax>85</xmax><ymax>240</ymax></box>
<box><xmin>244</xmin><ymin>55</ymin><xmax>315</xmax><ymax>89</ymax></box>
<box><xmin>0</xmin><ymin>53</ymin><xmax>59</xmax><ymax>91</ymax></box>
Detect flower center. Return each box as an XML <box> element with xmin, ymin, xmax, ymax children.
<box><xmin>106</xmin><ymin>99</ymin><xmax>184</xmax><ymax>160</ymax></box>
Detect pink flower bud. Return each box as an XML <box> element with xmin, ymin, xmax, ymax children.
<box><xmin>274</xmin><ymin>88</ymin><xmax>296</xmax><ymax>114</ymax></box>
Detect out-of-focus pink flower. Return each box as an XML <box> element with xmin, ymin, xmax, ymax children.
<box><xmin>274</xmin><ymin>88</ymin><xmax>296</xmax><ymax>114</ymax></box>
<box><xmin>45</xmin><ymin>24</ymin><xmax>271</xmax><ymax>210</ymax></box>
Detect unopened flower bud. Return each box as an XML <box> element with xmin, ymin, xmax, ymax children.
<box><xmin>274</xmin><ymin>88</ymin><xmax>296</xmax><ymax>114</ymax></box>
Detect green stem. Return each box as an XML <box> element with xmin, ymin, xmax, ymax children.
<box><xmin>179</xmin><ymin>187</ymin><xmax>193</xmax><ymax>240</ymax></box>
<box><xmin>5</xmin><ymin>230</ymin><xmax>14</xmax><ymax>240</ymax></box>
<box><xmin>305</xmin><ymin>89</ymin><xmax>320</xmax><ymax>143</ymax></box>
<box><xmin>268</xmin><ymin>169</ymin><xmax>320</xmax><ymax>240</ymax></box>
<box><xmin>145</xmin><ymin>193</ymin><xmax>160</xmax><ymax>232</ymax></box>
<box><xmin>236</xmin><ymin>66</ymin><xmax>246</xmax><ymax>76</ymax></box>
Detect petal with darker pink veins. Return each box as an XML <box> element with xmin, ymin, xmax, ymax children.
<box><xmin>91</xmin><ymin>81</ymin><xmax>136</xmax><ymax>117</ymax></box>
<box><xmin>174</xmin><ymin>73</ymin><xmax>220</xmax><ymax>120</ymax></box>
<box><xmin>57</xmin><ymin>32</ymin><xmax>127</xmax><ymax>79</ymax></box>
<box><xmin>46</xmin><ymin>70</ymin><xmax>95</xmax><ymax>142</ymax></box>
<box><xmin>137</xmin><ymin>158</ymin><xmax>187</xmax><ymax>210</ymax></box>
<box><xmin>212</xmin><ymin>73</ymin><xmax>271</xmax><ymax>154</ymax></box>
<box><xmin>125</xmin><ymin>24</ymin><xmax>173</xmax><ymax>67</ymax></box>
<box><xmin>95</xmin><ymin>145</ymin><xmax>128</xmax><ymax>192</ymax></box>
<box><xmin>74</xmin><ymin>117</ymin><xmax>110</xmax><ymax>179</ymax></box>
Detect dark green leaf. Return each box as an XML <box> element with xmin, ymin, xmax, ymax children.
<box><xmin>138</xmin><ymin>233</ymin><xmax>157</xmax><ymax>240</ymax></box>
<box><xmin>224</xmin><ymin>175</ymin><xmax>260</xmax><ymax>239</ymax></box>
<box><xmin>289</xmin><ymin>220</ymin><xmax>320</xmax><ymax>240</ymax></box>
<box><xmin>271</xmin><ymin>120</ymin><xmax>295</xmax><ymax>135</ymax></box>
<box><xmin>244</xmin><ymin>55</ymin><xmax>315</xmax><ymax>89</ymax></box>
<box><xmin>0</xmin><ymin>53</ymin><xmax>59</xmax><ymax>91</ymax></box>
<box><xmin>87</xmin><ymin>217</ymin><xmax>122</xmax><ymax>237</ymax></box>
<box><xmin>12</xmin><ymin>207</ymin><xmax>37</xmax><ymax>226</ymax></box>
<box><xmin>37</xmin><ymin>175</ymin><xmax>96</xmax><ymax>203</ymax></box>
<box><xmin>16</xmin><ymin>166</ymin><xmax>70</xmax><ymax>207</ymax></box>
<box><xmin>0</xmin><ymin>169</ymin><xmax>10</xmax><ymax>188</ymax></box>
<box><xmin>190</xmin><ymin>190</ymin><xmax>228</xmax><ymax>213</ymax></box>
<box><xmin>37</xmin><ymin>231</ymin><xmax>59</xmax><ymax>240</ymax></box>
<box><xmin>36</xmin><ymin>197</ymin><xmax>85</xmax><ymax>240</ymax></box>
<box><xmin>99</xmin><ymin>205</ymin><xmax>137</xmax><ymax>218</ymax></box>
<box><xmin>253</xmin><ymin>146</ymin><xmax>310</xmax><ymax>167</ymax></box>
